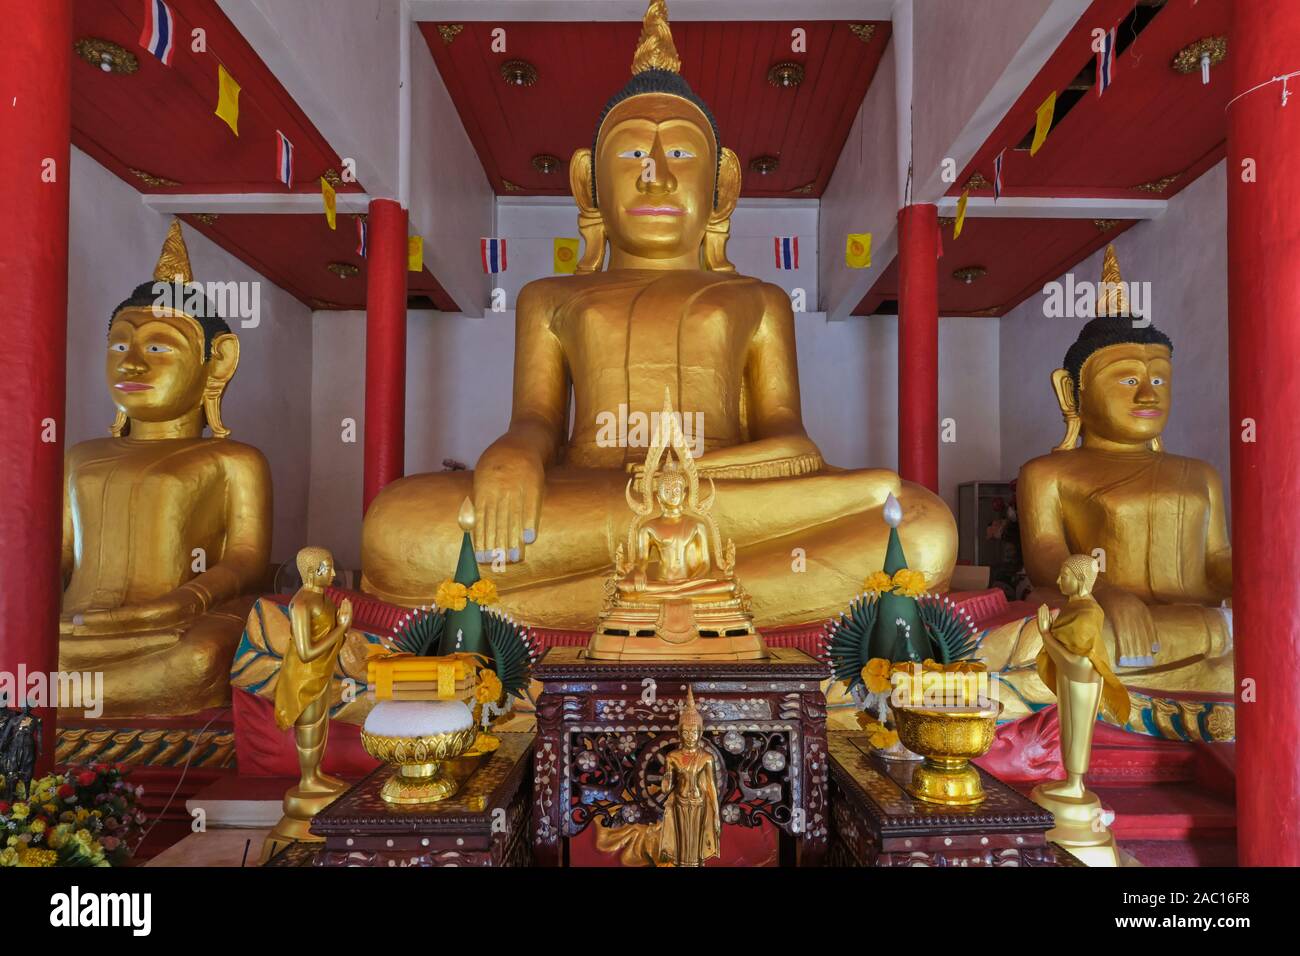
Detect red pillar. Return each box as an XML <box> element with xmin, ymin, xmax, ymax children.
<box><xmin>363</xmin><ymin>199</ymin><xmax>408</xmax><ymax>513</ymax></box>
<box><xmin>0</xmin><ymin>0</ymin><xmax>71</xmax><ymax>769</ymax></box>
<box><xmin>1228</xmin><ymin>1</ymin><xmax>1300</xmax><ymax>867</ymax></box>
<box><xmin>897</xmin><ymin>203</ymin><xmax>940</xmax><ymax>493</ymax></box>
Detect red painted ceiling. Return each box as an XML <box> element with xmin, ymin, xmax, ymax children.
<box><xmin>69</xmin><ymin>0</ymin><xmax>422</xmax><ymax>312</ymax></box>
<box><xmin>856</xmin><ymin>0</ymin><xmax>1230</xmax><ymax>316</ymax></box>
<box><xmin>421</xmin><ymin>19</ymin><xmax>890</xmax><ymax>198</ymax></box>
<box><xmin>73</xmin><ymin>0</ymin><xmax>362</xmax><ymax>195</ymax></box>
<box><xmin>178</xmin><ymin>213</ymin><xmax>456</xmax><ymax>312</ymax></box>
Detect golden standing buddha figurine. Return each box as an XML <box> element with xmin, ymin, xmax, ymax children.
<box><xmin>591</xmin><ymin>391</ymin><xmax>763</xmax><ymax>659</ymax></box>
<box><xmin>263</xmin><ymin>547</ymin><xmax>352</xmax><ymax>859</ymax></box>
<box><xmin>361</xmin><ymin>0</ymin><xmax>956</xmax><ymax>629</ymax></box>
<box><xmin>658</xmin><ymin>687</ymin><xmax>721</xmax><ymax>867</ymax></box>
<box><xmin>1007</xmin><ymin>245</ymin><xmax>1231</xmax><ymax>698</ymax></box>
<box><xmin>59</xmin><ymin>221</ymin><xmax>273</xmax><ymax>716</ymax></box>
<box><xmin>1031</xmin><ymin>554</ymin><xmax>1129</xmax><ymax>867</ymax></box>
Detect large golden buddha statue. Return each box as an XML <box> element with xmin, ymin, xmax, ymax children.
<box><xmin>983</xmin><ymin>246</ymin><xmax>1232</xmax><ymax>716</ymax></box>
<box><xmin>362</xmin><ymin>0</ymin><xmax>956</xmax><ymax>628</ymax></box>
<box><xmin>59</xmin><ymin>221</ymin><xmax>272</xmax><ymax>716</ymax></box>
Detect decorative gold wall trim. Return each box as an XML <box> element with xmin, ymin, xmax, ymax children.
<box><xmin>1135</xmin><ymin>173</ymin><xmax>1179</xmax><ymax>193</ymax></box>
<box><xmin>1171</xmin><ymin>36</ymin><xmax>1227</xmax><ymax>74</ymax></box>
<box><xmin>964</xmin><ymin>172</ymin><xmax>992</xmax><ymax>191</ymax></box>
<box><xmin>327</xmin><ymin>262</ymin><xmax>360</xmax><ymax>279</ymax></box>
<box><xmin>57</xmin><ymin>727</ymin><xmax>237</xmax><ymax>769</ymax></box>
<box><xmin>437</xmin><ymin>24</ymin><xmax>464</xmax><ymax>44</ymax></box>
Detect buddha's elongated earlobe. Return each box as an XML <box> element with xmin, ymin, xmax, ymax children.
<box><xmin>703</xmin><ymin>148</ymin><xmax>741</xmax><ymax>272</ymax></box>
<box><xmin>570</xmin><ymin>148</ymin><xmax>607</xmax><ymax>274</ymax></box>
<box><xmin>203</xmin><ymin>333</ymin><xmax>240</xmax><ymax>439</ymax></box>
<box><xmin>1051</xmin><ymin>368</ymin><xmax>1081</xmax><ymax>452</ymax></box>
<box><xmin>110</xmin><ymin>409</ymin><xmax>128</xmax><ymax>437</ymax></box>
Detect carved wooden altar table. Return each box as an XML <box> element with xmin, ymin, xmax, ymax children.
<box><xmin>264</xmin><ymin>732</ymin><xmax>534</xmax><ymax>867</ymax></box>
<box><xmin>827</xmin><ymin>732</ymin><xmax>1081</xmax><ymax>866</ymax></box>
<box><xmin>531</xmin><ymin>646</ymin><xmax>829</xmax><ymax>866</ymax></box>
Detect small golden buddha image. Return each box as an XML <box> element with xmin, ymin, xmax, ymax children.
<box><xmin>1031</xmin><ymin>554</ymin><xmax>1128</xmax><ymax>866</ymax></box>
<box><xmin>590</xmin><ymin>391</ymin><xmax>763</xmax><ymax>659</ymax></box>
<box><xmin>982</xmin><ymin>245</ymin><xmax>1231</xmax><ymax>711</ymax></box>
<box><xmin>263</xmin><ymin>546</ymin><xmax>353</xmax><ymax>859</ymax></box>
<box><xmin>658</xmin><ymin>687</ymin><xmax>721</xmax><ymax>867</ymax></box>
<box><xmin>59</xmin><ymin>220</ymin><xmax>273</xmax><ymax>717</ymax></box>
<box><xmin>361</xmin><ymin>0</ymin><xmax>956</xmax><ymax>629</ymax></box>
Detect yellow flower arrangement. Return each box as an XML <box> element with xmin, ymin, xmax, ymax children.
<box><xmin>864</xmin><ymin>571</ymin><xmax>894</xmax><ymax>595</ymax></box>
<box><xmin>0</xmin><ymin>847</ymin><xmax>17</xmax><ymax>867</ymax></box>
<box><xmin>17</xmin><ymin>847</ymin><xmax>58</xmax><ymax>867</ymax></box>
<box><xmin>28</xmin><ymin>819</ymin><xmax>46</xmax><ymax>836</ymax></box>
<box><xmin>891</xmin><ymin>568</ymin><xmax>928</xmax><ymax>598</ymax></box>
<box><xmin>475</xmin><ymin>668</ymin><xmax>503</xmax><ymax>704</ymax></box>
<box><xmin>11</xmin><ymin>802</ymin><xmax>29</xmax><ymax>820</ymax></box>
<box><xmin>435</xmin><ymin>579</ymin><xmax>469</xmax><ymax>612</ymax></box>
<box><xmin>468</xmin><ymin>578</ymin><xmax>499</xmax><ymax>606</ymax></box>
<box><xmin>858</xmin><ymin>718</ymin><xmax>900</xmax><ymax>751</ymax></box>
<box><xmin>860</xmin><ymin>657</ymin><xmax>894</xmax><ymax>695</ymax></box>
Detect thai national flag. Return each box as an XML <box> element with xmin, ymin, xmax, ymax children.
<box><xmin>993</xmin><ymin>149</ymin><xmax>1004</xmax><ymax>201</ymax></box>
<box><xmin>275</xmin><ymin>130</ymin><xmax>294</xmax><ymax>189</ymax></box>
<box><xmin>139</xmin><ymin>0</ymin><xmax>177</xmax><ymax>67</ymax></box>
<box><xmin>773</xmin><ymin>236</ymin><xmax>799</xmax><ymax>270</ymax></box>
<box><xmin>1097</xmin><ymin>26</ymin><xmax>1117</xmax><ymax>98</ymax></box>
<box><xmin>481</xmin><ymin>237</ymin><xmax>507</xmax><ymax>274</ymax></box>
<box><xmin>356</xmin><ymin>216</ymin><xmax>368</xmax><ymax>257</ymax></box>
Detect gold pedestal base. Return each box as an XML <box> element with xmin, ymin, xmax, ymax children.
<box><xmin>379</xmin><ymin>761</ymin><xmax>461</xmax><ymax>805</ymax></box>
<box><xmin>259</xmin><ymin>784</ymin><xmax>346</xmax><ymax>864</ymax></box>
<box><xmin>1031</xmin><ymin>784</ymin><xmax>1125</xmax><ymax>867</ymax></box>
<box><xmin>906</xmin><ymin>757</ymin><xmax>986</xmax><ymax>806</ymax></box>
<box><xmin>586</xmin><ymin>630</ymin><xmax>768</xmax><ymax>661</ymax></box>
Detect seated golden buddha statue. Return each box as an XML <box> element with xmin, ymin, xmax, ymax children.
<box><xmin>59</xmin><ymin>221</ymin><xmax>272</xmax><ymax>717</ymax></box>
<box><xmin>590</xmin><ymin>392</ymin><xmax>762</xmax><ymax>659</ymax></box>
<box><xmin>981</xmin><ymin>245</ymin><xmax>1232</xmax><ymax>715</ymax></box>
<box><xmin>362</xmin><ymin>0</ymin><xmax>956</xmax><ymax>629</ymax></box>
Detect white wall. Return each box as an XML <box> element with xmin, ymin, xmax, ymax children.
<box><xmin>408</xmin><ymin>21</ymin><xmax>495</xmax><ymax>315</ymax></box>
<box><xmin>819</xmin><ymin>41</ymin><xmax>898</xmax><ymax>321</ymax></box>
<box><xmin>218</xmin><ymin>0</ymin><xmax>403</xmax><ymax>201</ymax></box>
<box><xmin>67</xmin><ymin>148</ymin><xmax>314</xmax><ymax>565</ymax></box>
<box><xmin>999</xmin><ymin>161</ymin><xmax>1230</xmax><ymax>491</ymax></box>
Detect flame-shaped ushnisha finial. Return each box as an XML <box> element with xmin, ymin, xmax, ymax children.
<box><xmin>1096</xmin><ymin>243</ymin><xmax>1130</xmax><ymax>318</ymax></box>
<box><xmin>883</xmin><ymin>493</ymin><xmax>903</xmax><ymax>529</ymax></box>
<box><xmin>680</xmin><ymin>685</ymin><xmax>703</xmax><ymax>731</ymax></box>
<box><xmin>631</xmin><ymin>0</ymin><xmax>681</xmax><ymax>75</ymax></box>
<box><xmin>153</xmin><ymin>218</ymin><xmax>193</xmax><ymax>284</ymax></box>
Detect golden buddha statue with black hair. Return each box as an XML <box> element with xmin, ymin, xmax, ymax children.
<box><xmin>59</xmin><ymin>220</ymin><xmax>273</xmax><ymax>716</ymax></box>
<box><xmin>981</xmin><ymin>245</ymin><xmax>1232</xmax><ymax>712</ymax></box>
<box><xmin>362</xmin><ymin>0</ymin><xmax>957</xmax><ymax>629</ymax></box>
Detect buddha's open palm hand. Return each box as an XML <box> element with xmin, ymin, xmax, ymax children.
<box><xmin>1094</xmin><ymin>587</ymin><xmax>1157</xmax><ymax>666</ymax></box>
<box><xmin>67</xmin><ymin>588</ymin><xmax>205</xmax><ymax>636</ymax></box>
<box><xmin>472</xmin><ymin>444</ymin><xmax>544</xmax><ymax>563</ymax></box>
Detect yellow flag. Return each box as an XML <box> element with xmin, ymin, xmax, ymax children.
<box><xmin>1030</xmin><ymin>91</ymin><xmax>1057</xmax><ymax>156</ymax></box>
<box><xmin>553</xmin><ymin>237</ymin><xmax>580</xmax><ymax>274</ymax></box>
<box><xmin>320</xmin><ymin>177</ymin><xmax>336</xmax><ymax>230</ymax></box>
<box><xmin>845</xmin><ymin>233</ymin><xmax>871</xmax><ymax>269</ymax></box>
<box><xmin>953</xmin><ymin>190</ymin><xmax>970</xmax><ymax>240</ymax></box>
<box><xmin>408</xmin><ymin>235</ymin><xmax>423</xmax><ymax>272</ymax></box>
<box><xmin>215</xmin><ymin>65</ymin><xmax>241</xmax><ymax>136</ymax></box>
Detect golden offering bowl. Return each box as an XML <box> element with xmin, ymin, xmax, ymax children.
<box><xmin>890</xmin><ymin>702</ymin><xmax>1003</xmax><ymax>806</ymax></box>
<box><xmin>360</xmin><ymin>726</ymin><xmax>479</xmax><ymax>805</ymax></box>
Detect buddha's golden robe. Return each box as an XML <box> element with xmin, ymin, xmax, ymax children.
<box><xmin>362</xmin><ymin>270</ymin><xmax>957</xmax><ymax>628</ymax></box>
<box><xmin>659</xmin><ymin>747</ymin><xmax>720</xmax><ymax>866</ymax></box>
<box><xmin>274</xmin><ymin>603</ymin><xmax>339</xmax><ymax>730</ymax></box>
<box><xmin>1036</xmin><ymin>598</ymin><xmax>1130</xmax><ymax>726</ymax></box>
<box><xmin>60</xmin><ymin>436</ymin><xmax>270</xmax><ymax>715</ymax></box>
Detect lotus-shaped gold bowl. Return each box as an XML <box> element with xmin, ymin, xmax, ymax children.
<box><xmin>890</xmin><ymin>702</ymin><xmax>1003</xmax><ymax>806</ymax></box>
<box><xmin>360</xmin><ymin>726</ymin><xmax>479</xmax><ymax>805</ymax></box>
